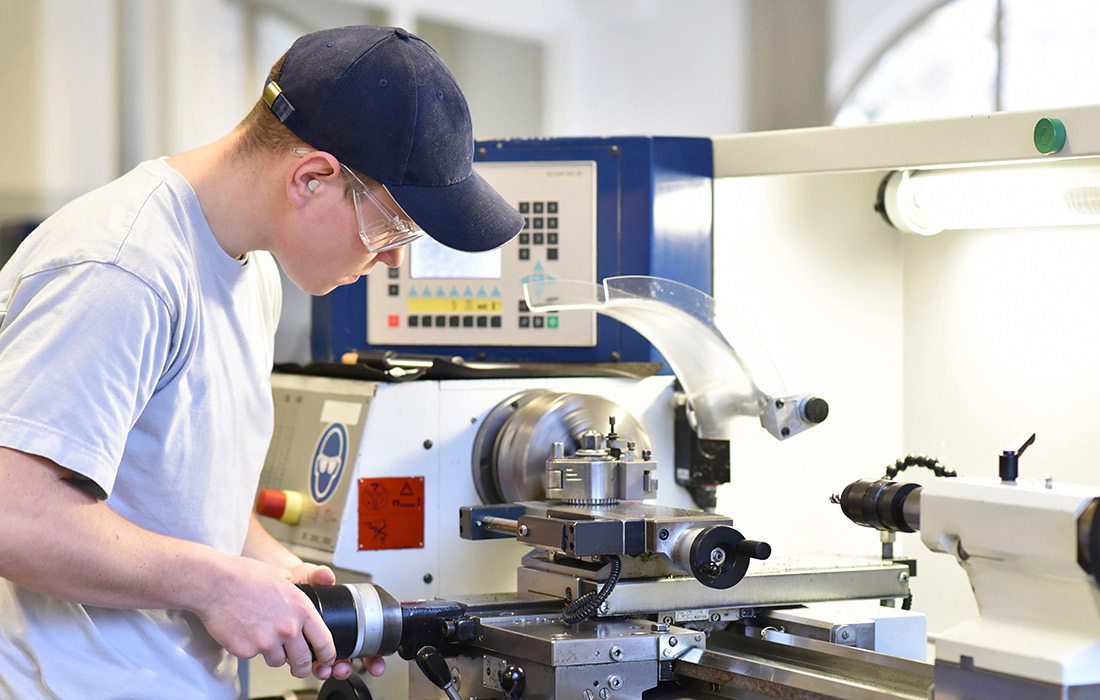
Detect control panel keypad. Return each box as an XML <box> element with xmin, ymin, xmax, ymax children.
<box><xmin>366</xmin><ymin>162</ymin><xmax>596</xmax><ymax>347</ymax></box>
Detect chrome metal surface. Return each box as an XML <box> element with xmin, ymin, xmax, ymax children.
<box><xmin>474</xmin><ymin>614</ymin><xmax>705</xmax><ymax>667</ymax></box>
<box><xmin>674</xmin><ymin>632</ymin><xmax>933</xmax><ymax>700</ymax></box>
<box><xmin>519</xmin><ymin>558</ymin><xmax>912</xmax><ymax>616</ymax></box>
<box><xmin>756</xmin><ymin>609</ymin><xmax>875</xmax><ymax>649</ymax></box>
<box><xmin>471</xmin><ymin>390</ymin><xmax>651</xmax><ymax>504</ymax></box>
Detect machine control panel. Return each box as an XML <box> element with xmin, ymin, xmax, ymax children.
<box><xmin>366</xmin><ymin>161</ymin><xmax>598</xmax><ymax>347</ymax></box>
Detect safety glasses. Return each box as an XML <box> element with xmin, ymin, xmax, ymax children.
<box><xmin>294</xmin><ymin>148</ymin><xmax>424</xmax><ymax>253</ymax></box>
<box><xmin>341</xmin><ymin>165</ymin><xmax>424</xmax><ymax>253</ymax></box>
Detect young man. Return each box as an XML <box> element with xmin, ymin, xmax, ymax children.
<box><xmin>0</xmin><ymin>25</ymin><xmax>522</xmax><ymax>698</ymax></box>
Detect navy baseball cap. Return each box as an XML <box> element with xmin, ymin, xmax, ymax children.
<box><xmin>263</xmin><ymin>26</ymin><xmax>522</xmax><ymax>253</ymax></box>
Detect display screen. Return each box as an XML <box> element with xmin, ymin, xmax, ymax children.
<box><xmin>409</xmin><ymin>236</ymin><xmax>502</xmax><ymax>279</ymax></box>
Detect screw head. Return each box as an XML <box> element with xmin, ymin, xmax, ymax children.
<box><xmin>423</xmin><ymin>439</ymin><xmax>433</xmax><ymax>449</ymax></box>
<box><xmin>608</xmin><ymin>675</ymin><xmax>623</xmax><ymax>690</ymax></box>
<box><xmin>659</xmin><ymin>528</ymin><xmax>670</xmax><ymax>540</ymax></box>
<box><xmin>423</xmin><ymin>573</ymin><xmax>433</xmax><ymax>584</ymax></box>
<box><xmin>662</xmin><ymin>616</ymin><xmax>673</xmax><ymax>625</ymax></box>
<box><xmin>518</xmin><ymin>524</ymin><xmax>530</xmax><ymax>537</ymax></box>
<box><xmin>668</xmin><ymin>636</ymin><xmax>678</xmax><ymax>647</ymax></box>
<box><xmin>710</xmin><ymin>612</ymin><xmax>721</xmax><ymax>622</ymax></box>
<box><xmin>609</xmin><ymin>645</ymin><xmax>623</xmax><ymax>660</ymax></box>
<box><xmin>899</xmin><ymin>571</ymin><xmax>910</xmax><ymax>583</ymax></box>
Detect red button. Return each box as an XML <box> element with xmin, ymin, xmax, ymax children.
<box><xmin>255</xmin><ymin>488</ymin><xmax>287</xmax><ymax>519</ymax></box>
<box><xmin>388</xmin><ymin>314</ymin><xmax>400</xmax><ymax>328</ymax></box>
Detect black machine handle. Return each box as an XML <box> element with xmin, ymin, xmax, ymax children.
<box><xmin>415</xmin><ymin>646</ymin><xmax>462</xmax><ymax>700</ymax></box>
<box><xmin>999</xmin><ymin>432</ymin><xmax>1036</xmax><ymax>483</ymax></box>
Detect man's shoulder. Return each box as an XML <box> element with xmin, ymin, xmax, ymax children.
<box><xmin>17</xmin><ymin>161</ymin><xmax>201</xmax><ymax>302</ymax></box>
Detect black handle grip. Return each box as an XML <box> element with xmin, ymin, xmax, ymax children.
<box><xmin>415</xmin><ymin>646</ymin><xmax>453</xmax><ymax>689</ymax></box>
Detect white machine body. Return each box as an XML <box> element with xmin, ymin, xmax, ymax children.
<box><xmin>921</xmin><ymin>476</ymin><xmax>1100</xmax><ymax>685</ymax></box>
<box><xmin>258</xmin><ymin>372</ymin><xmax>689</xmax><ymax>599</ymax></box>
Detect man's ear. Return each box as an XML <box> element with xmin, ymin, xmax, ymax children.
<box><xmin>287</xmin><ymin>151</ymin><xmax>340</xmax><ymax>207</ymax></box>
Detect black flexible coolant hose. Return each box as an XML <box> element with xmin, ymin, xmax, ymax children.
<box><xmin>562</xmin><ymin>555</ymin><xmax>622</xmax><ymax>624</ymax></box>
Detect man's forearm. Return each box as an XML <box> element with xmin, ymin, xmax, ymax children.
<box><xmin>0</xmin><ymin>447</ymin><xmax>229</xmax><ymax>614</ymax></box>
<box><xmin>242</xmin><ymin>513</ymin><xmax>303</xmax><ymax>570</ymax></box>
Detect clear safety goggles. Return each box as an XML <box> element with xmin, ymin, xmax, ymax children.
<box><xmin>294</xmin><ymin>148</ymin><xmax>424</xmax><ymax>253</ymax></box>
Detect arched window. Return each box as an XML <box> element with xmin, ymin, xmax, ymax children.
<box><xmin>834</xmin><ymin>0</ymin><xmax>1100</xmax><ymax>125</ymax></box>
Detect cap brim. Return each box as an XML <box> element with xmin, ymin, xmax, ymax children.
<box><xmin>386</xmin><ymin>170</ymin><xmax>523</xmax><ymax>253</ymax></box>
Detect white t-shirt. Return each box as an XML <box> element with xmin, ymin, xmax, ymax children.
<box><xmin>0</xmin><ymin>158</ymin><xmax>282</xmax><ymax>698</ymax></box>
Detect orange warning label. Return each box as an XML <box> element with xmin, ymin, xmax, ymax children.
<box><xmin>358</xmin><ymin>477</ymin><xmax>425</xmax><ymax>550</ymax></box>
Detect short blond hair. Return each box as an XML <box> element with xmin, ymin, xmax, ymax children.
<box><xmin>236</xmin><ymin>54</ymin><xmax>310</xmax><ymax>157</ymax></box>
<box><xmin>235</xmin><ymin>54</ymin><xmax>368</xmax><ymax>198</ymax></box>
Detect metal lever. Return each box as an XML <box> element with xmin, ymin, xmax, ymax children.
<box><xmin>1000</xmin><ymin>432</ymin><xmax>1036</xmax><ymax>483</ymax></box>
<box><xmin>415</xmin><ymin>646</ymin><xmax>461</xmax><ymax>700</ymax></box>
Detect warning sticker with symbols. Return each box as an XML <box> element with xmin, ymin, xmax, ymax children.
<box><xmin>357</xmin><ymin>477</ymin><xmax>425</xmax><ymax>550</ymax></box>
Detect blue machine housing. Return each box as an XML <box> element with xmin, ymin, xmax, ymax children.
<box><xmin>310</xmin><ymin>136</ymin><xmax>713</xmax><ymax>364</ymax></box>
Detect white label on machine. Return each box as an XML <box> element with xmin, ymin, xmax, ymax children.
<box><xmin>321</xmin><ymin>400</ymin><xmax>363</xmax><ymax>426</ymax></box>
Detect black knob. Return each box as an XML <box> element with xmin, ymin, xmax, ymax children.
<box><xmin>737</xmin><ymin>539</ymin><xmax>772</xmax><ymax>560</ymax></box>
<box><xmin>801</xmin><ymin>397</ymin><xmax>829</xmax><ymax>424</ymax></box>
<box><xmin>415</xmin><ymin>646</ymin><xmax>453</xmax><ymax>690</ymax></box>
<box><xmin>499</xmin><ymin>664</ymin><xmax>527</xmax><ymax>699</ymax></box>
<box><xmin>689</xmin><ymin>525</ymin><xmax>759</xmax><ymax>589</ymax></box>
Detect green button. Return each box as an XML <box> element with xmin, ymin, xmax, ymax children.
<box><xmin>547</xmin><ymin>316</ymin><xmax>559</xmax><ymax>329</ymax></box>
<box><xmin>1034</xmin><ymin>117</ymin><xmax>1066</xmax><ymax>154</ymax></box>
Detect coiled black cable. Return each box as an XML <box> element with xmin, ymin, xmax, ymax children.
<box><xmin>885</xmin><ymin>455</ymin><xmax>956</xmax><ymax>479</ymax></box>
<box><xmin>562</xmin><ymin>555</ymin><xmax>622</xmax><ymax>624</ymax></box>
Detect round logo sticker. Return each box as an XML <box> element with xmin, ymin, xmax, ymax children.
<box><xmin>309</xmin><ymin>423</ymin><xmax>348</xmax><ymax>504</ymax></box>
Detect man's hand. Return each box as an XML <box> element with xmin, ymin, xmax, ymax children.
<box><xmin>275</xmin><ymin>553</ymin><xmax>388</xmax><ymax>679</ymax></box>
<box><xmin>194</xmin><ymin>556</ymin><xmax>337</xmax><ymax>679</ymax></box>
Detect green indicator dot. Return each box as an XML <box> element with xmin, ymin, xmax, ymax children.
<box><xmin>1034</xmin><ymin>117</ymin><xmax>1066</xmax><ymax>154</ymax></box>
<box><xmin>547</xmin><ymin>316</ymin><xmax>559</xmax><ymax>329</ymax></box>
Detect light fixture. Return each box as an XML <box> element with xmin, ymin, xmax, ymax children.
<box><xmin>878</xmin><ymin>159</ymin><xmax>1100</xmax><ymax>235</ymax></box>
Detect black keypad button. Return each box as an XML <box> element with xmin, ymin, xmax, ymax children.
<box><xmin>533</xmin><ymin>233</ymin><xmax>544</xmax><ymax>245</ymax></box>
<box><xmin>533</xmin><ymin>202</ymin><xmax>544</xmax><ymax>213</ymax></box>
<box><xmin>547</xmin><ymin>233</ymin><xmax>558</xmax><ymax>244</ymax></box>
<box><xmin>462</xmin><ymin>316</ymin><xmax>474</xmax><ymax>328</ymax></box>
<box><xmin>388</xmin><ymin>267</ymin><xmax>400</xmax><ymax>278</ymax></box>
<box><xmin>519</xmin><ymin>233</ymin><xmax>530</xmax><ymax>245</ymax></box>
<box><xmin>547</xmin><ymin>201</ymin><xmax>558</xmax><ymax>213</ymax></box>
<box><xmin>519</xmin><ymin>248</ymin><xmax>530</xmax><ymax>260</ymax></box>
<box><xmin>388</xmin><ymin>284</ymin><xmax>399</xmax><ymax>296</ymax></box>
<box><xmin>476</xmin><ymin>316</ymin><xmax>488</xmax><ymax>328</ymax></box>
<box><xmin>435</xmin><ymin>315</ymin><xmax>446</xmax><ymax>328</ymax></box>
<box><xmin>548</xmin><ymin>248</ymin><xmax>559</xmax><ymax>260</ymax></box>
<box><xmin>449</xmin><ymin>316</ymin><xmax>460</xmax><ymax>327</ymax></box>
<box><xmin>547</xmin><ymin>217</ymin><xmax>558</xmax><ymax>229</ymax></box>
<box><xmin>519</xmin><ymin>300</ymin><xmax>529</xmax><ymax>312</ymax></box>
<box><xmin>422</xmin><ymin>315</ymin><xmax>432</xmax><ymax>327</ymax></box>
<box><xmin>533</xmin><ymin>316</ymin><xmax>545</xmax><ymax>328</ymax></box>
<box><xmin>519</xmin><ymin>317</ymin><xmax>530</xmax><ymax>328</ymax></box>
<box><xmin>490</xmin><ymin>316</ymin><xmax>501</xmax><ymax>328</ymax></box>
<box><xmin>519</xmin><ymin>202</ymin><xmax>530</xmax><ymax>213</ymax></box>
<box><xmin>533</xmin><ymin>217</ymin><xmax>544</xmax><ymax>229</ymax></box>
<box><xmin>523</xmin><ymin>217</ymin><xmax>529</xmax><ymax>229</ymax></box>
<box><xmin>408</xmin><ymin>315</ymin><xmax>419</xmax><ymax>327</ymax></box>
